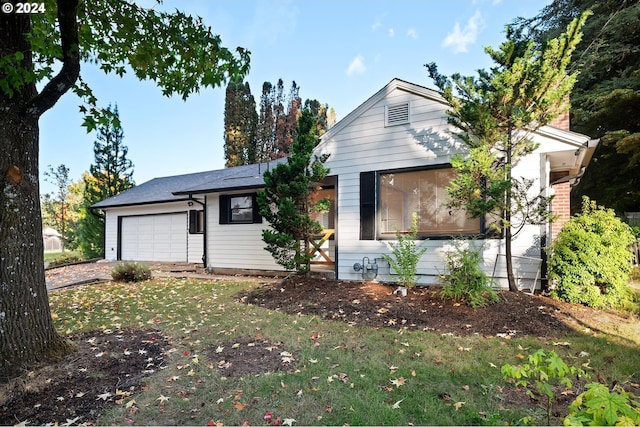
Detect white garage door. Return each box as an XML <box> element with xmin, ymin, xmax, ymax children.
<box><xmin>120</xmin><ymin>213</ymin><xmax>187</xmax><ymax>262</ymax></box>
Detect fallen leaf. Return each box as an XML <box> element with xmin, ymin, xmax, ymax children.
<box><xmin>391</xmin><ymin>399</ymin><xmax>403</xmax><ymax>409</ymax></box>
<box><xmin>390</xmin><ymin>377</ymin><xmax>406</xmax><ymax>388</ymax></box>
<box><xmin>96</xmin><ymin>392</ymin><xmax>112</xmax><ymax>401</ymax></box>
<box><xmin>454</xmin><ymin>401</ymin><xmax>465</xmax><ymax>410</ymax></box>
<box><xmin>234</xmin><ymin>402</ymin><xmax>246</xmax><ymax>411</ymax></box>
<box><xmin>283</xmin><ymin>418</ymin><xmax>296</xmax><ymax>426</ymax></box>
<box><xmin>157</xmin><ymin>395</ymin><xmax>169</xmax><ymax>404</ymax></box>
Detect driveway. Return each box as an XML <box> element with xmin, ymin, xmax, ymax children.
<box><xmin>45</xmin><ymin>261</ymin><xmax>278</xmax><ymax>291</ymax></box>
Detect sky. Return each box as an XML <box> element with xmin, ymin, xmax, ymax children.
<box><xmin>39</xmin><ymin>0</ymin><xmax>551</xmax><ymax>195</ymax></box>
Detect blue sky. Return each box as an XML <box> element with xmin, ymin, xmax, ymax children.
<box><xmin>39</xmin><ymin>0</ymin><xmax>550</xmax><ymax>195</ymax></box>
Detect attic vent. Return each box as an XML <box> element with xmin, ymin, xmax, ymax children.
<box><xmin>385</xmin><ymin>102</ymin><xmax>410</xmax><ymax>126</ymax></box>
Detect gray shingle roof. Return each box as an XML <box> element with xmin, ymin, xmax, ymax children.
<box><xmin>91</xmin><ymin>158</ymin><xmax>287</xmax><ymax>209</ymax></box>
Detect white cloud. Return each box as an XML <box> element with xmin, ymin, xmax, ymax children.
<box><xmin>371</xmin><ymin>20</ymin><xmax>381</xmax><ymax>31</ymax></box>
<box><xmin>442</xmin><ymin>10</ymin><xmax>484</xmax><ymax>53</ymax></box>
<box><xmin>346</xmin><ymin>55</ymin><xmax>367</xmax><ymax>76</ymax></box>
<box><xmin>407</xmin><ymin>28</ymin><xmax>418</xmax><ymax>39</ymax></box>
<box><xmin>388</xmin><ymin>28</ymin><xmax>395</xmax><ymax>37</ymax></box>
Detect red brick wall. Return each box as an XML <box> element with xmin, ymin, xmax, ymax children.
<box><xmin>550</xmin><ymin>110</ymin><xmax>570</xmax><ymax>131</ymax></box>
<box><xmin>551</xmin><ymin>181</ymin><xmax>571</xmax><ymax>241</ymax></box>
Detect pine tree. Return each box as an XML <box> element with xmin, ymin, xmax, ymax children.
<box><xmin>257</xmin><ymin>108</ymin><xmax>330</xmax><ymax>273</ymax></box>
<box><xmin>224</xmin><ymin>77</ymin><xmax>257</xmax><ymax>167</ymax></box>
<box><xmin>426</xmin><ymin>11</ymin><xmax>589</xmax><ymax>292</ymax></box>
<box><xmin>78</xmin><ymin>105</ymin><xmax>134</xmax><ymax>258</ymax></box>
<box><xmin>513</xmin><ymin>0</ymin><xmax>640</xmax><ymax>213</ymax></box>
<box><xmin>44</xmin><ymin>164</ymin><xmax>72</xmax><ymax>252</ymax></box>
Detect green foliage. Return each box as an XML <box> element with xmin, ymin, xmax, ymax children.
<box><xmin>110</xmin><ymin>262</ymin><xmax>152</xmax><ymax>282</ymax></box>
<box><xmin>565</xmin><ymin>383</ymin><xmax>640</xmax><ymax>426</ymax></box>
<box><xmin>45</xmin><ymin>251</ymin><xmax>84</xmax><ymax>267</ymax></box>
<box><xmin>440</xmin><ymin>242</ymin><xmax>498</xmax><ymax>307</ymax></box>
<box><xmin>548</xmin><ymin>197</ymin><xmax>635</xmax><ymax>308</ymax></box>
<box><xmin>426</xmin><ymin>11</ymin><xmax>589</xmax><ymax>291</ymax></box>
<box><xmin>502</xmin><ymin>349</ymin><xmax>587</xmax><ymax>426</ymax></box>
<box><xmin>224</xmin><ymin>77</ymin><xmax>258</xmax><ymax>167</ymax></box>
<box><xmin>381</xmin><ymin>213</ymin><xmax>428</xmax><ymax>288</ymax></box>
<box><xmin>258</xmin><ymin>108</ymin><xmax>330</xmax><ymax>273</ymax></box>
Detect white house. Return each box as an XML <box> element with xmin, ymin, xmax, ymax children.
<box><xmin>93</xmin><ymin>79</ymin><xmax>597</xmax><ymax>290</ymax></box>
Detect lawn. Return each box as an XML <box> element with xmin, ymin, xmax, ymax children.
<box><xmin>2</xmin><ymin>276</ymin><xmax>639</xmax><ymax>425</ymax></box>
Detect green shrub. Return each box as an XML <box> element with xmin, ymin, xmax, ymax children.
<box><xmin>46</xmin><ymin>252</ymin><xmax>84</xmax><ymax>267</ymax></box>
<box><xmin>565</xmin><ymin>382</ymin><xmax>640</xmax><ymax>426</ymax></box>
<box><xmin>111</xmin><ymin>262</ymin><xmax>152</xmax><ymax>282</ymax></box>
<box><xmin>502</xmin><ymin>349</ymin><xmax>587</xmax><ymax>426</ymax></box>
<box><xmin>440</xmin><ymin>242</ymin><xmax>498</xmax><ymax>307</ymax></box>
<box><xmin>547</xmin><ymin>197</ymin><xmax>635</xmax><ymax>309</ymax></box>
<box><xmin>381</xmin><ymin>212</ymin><xmax>427</xmax><ymax>288</ymax></box>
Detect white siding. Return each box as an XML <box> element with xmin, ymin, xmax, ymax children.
<box><xmin>103</xmin><ymin>201</ymin><xmax>204</xmax><ymax>263</ymax></box>
<box><xmin>205</xmin><ymin>192</ymin><xmax>284</xmax><ymax>272</ymax></box>
<box><xmin>318</xmin><ymin>81</ymin><xmax>571</xmax><ymax>289</ymax></box>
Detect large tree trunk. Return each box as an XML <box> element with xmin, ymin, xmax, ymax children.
<box><xmin>1</xmin><ymin>7</ymin><xmax>78</xmax><ymax>381</ymax></box>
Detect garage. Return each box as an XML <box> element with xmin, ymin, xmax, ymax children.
<box><xmin>119</xmin><ymin>213</ymin><xmax>187</xmax><ymax>262</ymax></box>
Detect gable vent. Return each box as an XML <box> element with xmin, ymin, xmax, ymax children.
<box><xmin>385</xmin><ymin>102</ymin><xmax>410</xmax><ymax>126</ymax></box>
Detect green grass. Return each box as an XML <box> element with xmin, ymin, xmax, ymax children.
<box><xmin>48</xmin><ymin>278</ymin><xmax>640</xmax><ymax>426</ymax></box>
<box><xmin>44</xmin><ymin>250</ymin><xmax>85</xmax><ymax>265</ymax></box>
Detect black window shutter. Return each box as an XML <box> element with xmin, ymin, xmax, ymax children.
<box><xmin>360</xmin><ymin>171</ymin><xmax>376</xmax><ymax>240</ymax></box>
<box><xmin>189</xmin><ymin>210</ymin><xmax>197</xmax><ymax>233</ymax></box>
<box><xmin>252</xmin><ymin>193</ymin><xmax>263</xmax><ymax>223</ymax></box>
<box><xmin>219</xmin><ymin>195</ymin><xmax>229</xmax><ymax>224</ymax></box>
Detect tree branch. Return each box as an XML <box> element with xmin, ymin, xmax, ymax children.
<box><xmin>21</xmin><ymin>0</ymin><xmax>80</xmax><ymax>118</ymax></box>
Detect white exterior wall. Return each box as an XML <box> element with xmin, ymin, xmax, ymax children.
<box><xmin>103</xmin><ymin>201</ymin><xmax>204</xmax><ymax>263</ymax></box>
<box><xmin>205</xmin><ymin>192</ymin><xmax>284</xmax><ymax>272</ymax></box>
<box><xmin>318</xmin><ymin>83</ymin><xmax>576</xmax><ymax>289</ymax></box>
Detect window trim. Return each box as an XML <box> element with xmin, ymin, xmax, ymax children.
<box><xmin>219</xmin><ymin>193</ymin><xmax>262</xmax><ymax>225</ymax></box>
<box><xmin>368</xmin><ymin>164</ymin><xmax>486</xmax><ymax>240</ymax></box>
<box><xmin>189</xmin><ymin>209</ymin><xmax>204</xmax><ymax>234</ymax></box>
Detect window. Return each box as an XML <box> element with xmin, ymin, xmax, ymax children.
<box><xmin>360</xmin><ymin>166</ymin><xmax>481</xmax><ymax>239</ymax></box>
<box><xmin>219</xmin><ymin>194</ymin><xmax>262</xmax><ymax>224</ymax></box>
<box><xmin>189</xmin><ymin>210</ymin><xmax>204</xmax><ymax>234</ymax></box>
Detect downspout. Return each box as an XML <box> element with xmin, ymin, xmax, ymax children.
<box><xmin>188</xmin><ymin>195</ymin><xmax>207</xmax><ymax>268</ymax></box>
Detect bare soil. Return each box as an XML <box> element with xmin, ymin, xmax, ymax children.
<box><xmin>2</xmin><ymin>272</ymin><xmax>637</xmax><ymax>425</ymax></box>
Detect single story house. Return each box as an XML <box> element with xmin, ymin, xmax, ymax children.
<box><xmin>93</xmin><ymin>79</ymin><xmax>597</xmax><ymax>289</ymax></box>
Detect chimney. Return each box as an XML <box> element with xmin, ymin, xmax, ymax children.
<box><xmin>550</xmin><ymin>110</ymin><xmax>570</xmax><ymax>131</ymax></box>
<box><xmin>550</xmin><ymin>94</ymin><xmax>570</xmax><ymax>131</ymax></box>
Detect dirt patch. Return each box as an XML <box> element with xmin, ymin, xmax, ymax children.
<box><xmin>207</xmin><ymin>337</ymin><xmax>297</xmax><ymax>378</ymax></box>
<box><xmin>0</xmin><ymin>329</ymin><xmax>170</xmax><ymax>426</ymax></box>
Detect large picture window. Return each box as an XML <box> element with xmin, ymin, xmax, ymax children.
<box><xmin>378</xmin><ymin>167</ymin><xmax>480</xmax><ymax>236</ymax></box>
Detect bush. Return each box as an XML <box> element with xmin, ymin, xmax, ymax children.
<box><xmin>381</xmin><ymin>212</ymin><xmax>427</xmax><ymax>288</ymax></box>
<box><xmin>547</xmin><ymin>197</ymin><xmax>635</xmax><ymax>309</ymax></box>
<box><xmin>565</xmin><ymin>383</ymin><xmax>640</xmax><ymax>426</ymax></box>
<box><xmin>111</xmin><ymin>262</ymin><xmax>152</xmax><ymax>282</ymax></box>
<box><xmin>46</xmin><ymin>252</ymin><xmax>84</xmax><ymax>267</ymax></box>
<box><xmin>440</xmin><ymin>242</ymin><xmax>498</xmax><ymax>308</ymax></box>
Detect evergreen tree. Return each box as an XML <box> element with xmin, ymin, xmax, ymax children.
<box><xmin>304</xmin><ymin>99</ymin><xmax>337</xmax><ymax>137</ymax></box>
<box><xmin>513</xmin><ymin>0</ymin><xmax>640</xmax><ymax>214</ymax></box>
<box><xmin>257</xmin><ymin>108</ymin><xmax>330</xmax><ymax>273</ymax></box>
<box><xmin>426</xmin><ymin>12</ymin><xmax>589</xmax><ymax>291</ymax></box>
<box><xmin>255</xmin><ymin>79</ymin><xmax>301</xmax><ymax>161</ymax></box>
<box><xmin>0</xmin><ymin>1</ymin><xmax>248</xmax><ymax>378</ymax></box>
<box><xmin>78</xmin><ymin>105</ymin><xmax>134</xmax><ymax>258</ymax></box>
<box><xmin>224</xmin><ymin>77</ymin><xmax>257</xmax><ymax>167</ymax></box>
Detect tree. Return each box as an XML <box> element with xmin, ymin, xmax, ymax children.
<box><xmin>0</xmin><ymin>1</ymin><xmax>248</xmax><ymax>379</ymax></box>
<box><xmin>303</xmin><ymin>99</ymin><xmax>337</xmax><ymax>137</ymax></box>
<box><xmin>78</xmin><ymin>104</ymin><xmax>134</xmax><ymax>258</ymax></box>
<box><xmin>224</xmin><ymin>77</ymin><xmax>258</xmax><ymax>167</ymax></box>
<box><xmin>254</xmin><ymin>79</ymin><xmax>301</xmax><ymax>162</ymax></box>
<box><xmin>513</xmin><ymin>0</ymin><xmax>640</xmax><ymax>214</ymax></box>
<box><xmin>44</xmin><ymin>164</ymin><xmax>72</xmax><ymax>252</ymax></box>
<box><xmin>257</xmin><ymin>108</ymin><xmax>330</xmax><ymax>273</ymax></box>
<box><xmin>426</xmin><ymin>12</ymin><xmax>589</xmax><ymax>291</ymax></box>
